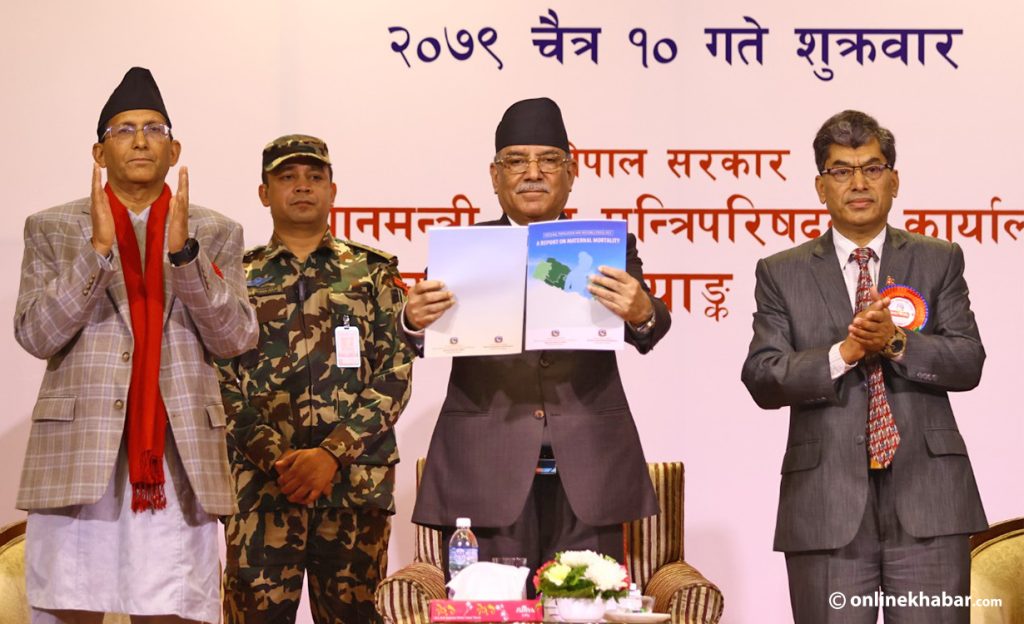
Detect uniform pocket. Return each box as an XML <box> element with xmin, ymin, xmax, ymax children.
<box><xmin>250</xmin><ymin>291</ymin><xmax>290</xmax><ymax>358</ymax></box>
<box><xmin>32</xmin><ymin>396</ymin><xmax>76</xmax><ymax>422</ymax></box>
<box><xmin>251</xmin><ymin>291</ymin><xmax>287</xmax><ymax>324</ymax></box>
<box><xmin>329</xmin><ymin>291</ymin><xmax>374</xmax><ymax>366</ymax></box>
<box><xmin>329</xmin><ymin>291</ymin><xmax>373</xmax><ymax>324</ymax></box>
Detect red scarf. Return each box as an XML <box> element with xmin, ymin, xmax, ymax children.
<box><xmin>105</xmin><ymin>184</ymin><xmax>171</xmax><ymax>512</ymax></box>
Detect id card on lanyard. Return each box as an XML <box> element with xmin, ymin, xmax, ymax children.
<box><xmin>335</xmin><ymin>314</ymin><xmax>361</xmax><ymax>368</ymax></box>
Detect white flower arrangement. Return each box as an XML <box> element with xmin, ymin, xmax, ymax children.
<box><xmin>533</xmin><ymin>550</ymin><xmax>630</xmax><ymax>600</ymax></box>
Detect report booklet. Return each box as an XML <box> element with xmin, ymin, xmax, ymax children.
<box><xmin>425</xmin><ymin>226</ymin><xmax>528</xmax><ymax>357</ymax></box>
<box><xmin>424</xmin><ymin>219</ymin><xmax>627</xmax><ymax>356</ymax></box>
<box><xmin>524</xmin><ymin>219</ymin><xmax>626</xmax><ymax>351</ymax></box>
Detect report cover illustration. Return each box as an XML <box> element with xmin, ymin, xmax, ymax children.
<box><xmin>524</xmin><ymin>219</ymin><xmax>627</xmax><ymax>350</ymax></box>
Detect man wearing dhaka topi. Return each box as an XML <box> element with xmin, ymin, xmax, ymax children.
<box><xmin>13</xmin><ymin>67</ymin><xmax>257</xmax><ymax>623</ymax></box>
<box><xmin>403</xmin><ymin>97</ymin><xmax>671</xmax><ymax>586</ymax></box>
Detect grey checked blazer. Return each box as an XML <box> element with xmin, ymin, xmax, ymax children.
<box><xmin>14</xmin><ymin>197</ymin><xmax>258</xmax><ymax>515</ymax></box>
<box><xmin>741</xmin><ymin>226</ymin><xmax>988</xmax><ymax>553</ymax></box>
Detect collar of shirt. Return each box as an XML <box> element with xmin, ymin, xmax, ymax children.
<box><xmin>128</xmin><ymin>205</ymin><xmax>151</xmax><ymax>224</ymax></box>
<box><xmin>499</xmin><ymin>211</ymin><xmax>570</xmax><ymax>227</ymax></box>
<box><xmin>833</xmin><ymin>227</ymin><xmax>886</xmax><ymax>269</ymax></box>
<box><xmin>264</xmin><ymin>228</ymin><xmax>337</xmax><ymax>261</ymax></box>
<box><xmin>833</xmin><ymin>227</ymin><xmax>887</xmax><ymax>304</ymax></box>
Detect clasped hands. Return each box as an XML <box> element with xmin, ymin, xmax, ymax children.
<box><xmin>274</xmin><ymin>448</ymin><xmax>339</xmax><ymax>505</ymax></box>
<box><xmin>839</xmin><ymin>287</ymin><xmax>899</xmax><ymax>364</ymax></box>
<box><xmin>404</xmin><ymin>265</ymin><xmax>653</xmax><ymax>331</ymax></box>
<box><xmin>90</xmin><ymin>164</ymin><xmax>191</xmax><ymax>256</ymax></box>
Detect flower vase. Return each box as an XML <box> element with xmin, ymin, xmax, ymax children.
<box><xmin>554</xmin><ymin>597</ymin><xmax>607</xmax><ymax>621</ymax></box>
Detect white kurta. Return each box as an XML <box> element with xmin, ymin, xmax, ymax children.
<box><xmin>25</xmin><ymin>431</ymin><xmax>220</xmax><ymax>623</ymax></box>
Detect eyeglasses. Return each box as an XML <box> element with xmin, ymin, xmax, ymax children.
<box><xmin>820</xmin><ymin>163</ymin><xmax>892</xmax><ymax>184</ymax></box>
<box><xmin>494</xmin><ymin>153</ymin><xmax>571</xmax><ymax>174</ymax></box>
<box><xmin>102</xmin><ymin>122</ymin><xmax>172</xmax><ymax>143</ymax></box>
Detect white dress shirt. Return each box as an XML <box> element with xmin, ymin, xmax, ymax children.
<box><xmin>828</xmin><ymin>228</ymin><xmax>886</xmax><ymax>380</ymax></box>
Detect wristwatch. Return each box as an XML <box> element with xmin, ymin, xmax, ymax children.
<box><xmin>168</xmin><ymin>237</ymin><xmax>199</xmax><ymax>267</ymax></box>
<box><xmin>881</xmin><ymin>327</ymin><xmax>907</xmax><ymax>359</ymax></box>
<box><xmin>630</xmin><ymin>312</ymin><xmax>656</xmax><ymax>335</ymax></box>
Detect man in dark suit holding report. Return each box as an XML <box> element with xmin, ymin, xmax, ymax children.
<box><xmin>401</xmin><ymin>97</ymin><xmax>671</xmax><ymax>579</ymax></box>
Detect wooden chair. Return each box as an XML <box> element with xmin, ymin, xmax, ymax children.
<box><xmin>375</xmin><ymin>460</ymin><xmax>724</xmax><ymax>623</ymax></box>
<box><xmin>970</xmin><ymin>517</ymin><xmax>1024</xmax><ymax>624</ymax></box>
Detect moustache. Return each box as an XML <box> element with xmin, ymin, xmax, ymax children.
<box><xmin>516</xmin><ymin>182</ymin><xmax>549</xmax><ymax>193</ymax></box>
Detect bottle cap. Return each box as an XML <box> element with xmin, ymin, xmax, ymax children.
<box><xmin>456</xmin><ymin>517</ymin><xmax>472</xmax><ymax>529</ymax></box>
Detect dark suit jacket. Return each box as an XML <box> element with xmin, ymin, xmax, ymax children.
<box><xmin>411</xmin><ymin>215</ymin><xmax>669</xmax><ymax>528</ymax></box>
<box><xmin>741</xmin><ymin>226</ymin><xmax>988</xmax><ymax>552</ymax></box>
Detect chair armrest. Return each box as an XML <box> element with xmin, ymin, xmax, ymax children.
<box><xmin>375</xmin><ymin>561</ymin><xmax>447</xmax><ymax>624</ymax></box>
<box><xmin>0</xmin><ymin>537</ymin><xmax>29</xmax><ymax>624</ymax></box>
<box><xmin>645</xmin><ymin>561</ymin><xmax>724</xmax><ymax>624</ymax></box>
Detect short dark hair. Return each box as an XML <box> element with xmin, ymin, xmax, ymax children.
<box><xmin>813</xmin><ymin>110</ymin><xmax>896</xmax><ymax>173</ymax></box>
<box><xmin>261</xmin><ymin>160</ymin><xmax>333</xmax><ymax>185</ymax></box>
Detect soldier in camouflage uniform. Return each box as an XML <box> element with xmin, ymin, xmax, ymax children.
<box><xmin>217</xmin><ymin>135</ymin><xmax>414</xmax><ymax>624</ymax></box>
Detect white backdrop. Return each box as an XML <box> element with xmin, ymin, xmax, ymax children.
<box><xmin>2</xmin><ymin>2</ymin><xmax>1022</xmax><ymax>622</ymax></box>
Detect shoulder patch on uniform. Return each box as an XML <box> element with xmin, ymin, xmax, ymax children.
<box><xmin>344</xmin><ymin>239</ymin><xmax>396</xmax><ymax>263</ymax></box>
<box><xmin>392</xmin><ymin>275</ymin><xmax>410</xmax><ymax>294</ymax></box>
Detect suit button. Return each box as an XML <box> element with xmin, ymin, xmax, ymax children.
<box><xmin>539</xmin><ymin>357</ymin><xmax>550</xmax><ymax>368</ymax></box>
<box><xmin>121</xmin><ymin>352</ymin><xmax>130</xmax><ymax>362</ymax></box>
<box><xmin>114</xmin><ymin>399</ymin><xmax>124</xmax><ymax>409</ymax></box>
<box><xmin>533</xmin><ymin>409</ymin><xmax>545</xmax><ymax>420</ymax></box>
<box><xmin>855</xmin><ymin>435</ymin><xmax>865</xmax><ymax>445</ymax></box>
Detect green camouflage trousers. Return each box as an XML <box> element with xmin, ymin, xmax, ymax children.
<box><xmin>223</xmin><ymin>506</ymin><xmax>390</xmax><ymax>624</ymax></box>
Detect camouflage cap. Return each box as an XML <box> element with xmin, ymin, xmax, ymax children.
<box><xmin>262</xmin><ymin>134</ymin><xmax>331</xmax><ymax>172</ymax></box>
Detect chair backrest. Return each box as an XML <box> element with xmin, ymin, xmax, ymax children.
<box><xmin>0</xmin><ymin>519</ymin><xmax>29</xmax><ymax>624</ymax></box>
<box><xmin>409</xmin><ymin>459</ymin><xmax>686</xmax><ymax>592</ymax></box>
<box><xmin>970</xmin><ymin>517</ymin><xmax>1024</xmax><ymax>624</ymax></box>
<box><xmin>413</xmin><ymin>458</ymin><xmax>445</xmax><ymax>567</ymax></box>
<box><xmin>625</xmin><ymin>462</ymin><xmax>685</xmax><ymax>591</ymax></box>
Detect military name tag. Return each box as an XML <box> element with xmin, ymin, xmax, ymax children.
<box><xmin>335</xmin><ymin>326</ymin><xmax>361</xmax><ymax>368</ymax></box>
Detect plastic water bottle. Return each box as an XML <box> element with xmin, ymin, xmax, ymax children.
<box><xmin>621</xmin><ymin>583</ymin><xmax>643</xmax><ymax>612</ymax></box>
<box><xmin>448</xmin><ymin>517</ymin><xmax>479</xmax><ymax>581</ymax></box>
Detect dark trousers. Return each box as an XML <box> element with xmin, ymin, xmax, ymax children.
<box><xmin>785</xmin><ymin>468</ymin><xmax>970</xmax><ymax>624</ymax></box>
<box><xmin>440</xmin><ymin>472</ymin><xmax>624</xmax><ymax>598</ymax></box>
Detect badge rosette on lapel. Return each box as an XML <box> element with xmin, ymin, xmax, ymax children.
<box><xmin>880</xmin><ymin>284</ymin><xmax>929</xmax><ymax>331</ymax></box>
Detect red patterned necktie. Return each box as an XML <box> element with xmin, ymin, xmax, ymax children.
<box><xmin>851</xmin><ymin>247</ymin><xmax>901</xmax><ymax>468</ymax></box>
